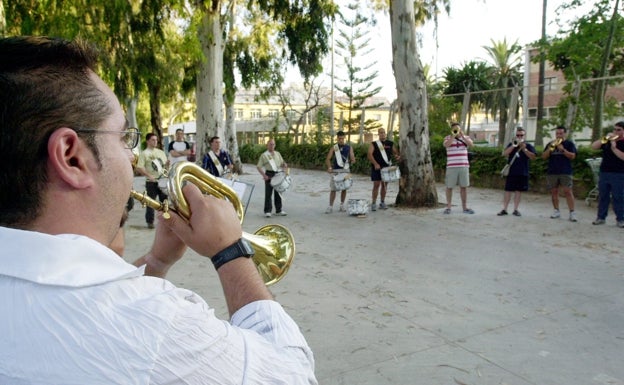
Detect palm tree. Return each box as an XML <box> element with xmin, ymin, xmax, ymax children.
<box><xmin>482</xmin><ymin>38</ymin><xmax>523</xmax><ymax>147</ymax></box>
<box><xmin>443</xmin><ymin>60</ymin><xmax>491</xmax><ymax>133</ymax></box>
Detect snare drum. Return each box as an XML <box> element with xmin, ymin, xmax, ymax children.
<box><xmin>347</xmin><ymin>199</ymin><xmax>369</xmax><ymax>216</ymax></box>
<box><xmin>381</xmin><ymin>166</ymin><xmax>400</xmax><ymax>182</ymax></box>
<box><xmin>330</xmin><ymin>173</ymin><xmax>353</xmax><ymax>191</ymax></box>
<box><xmin>270</xmin><ymin>172</ymin><xmax>292</xmax><ymax>194</ymax></box>
<box><xmin>157</xmin><ymin>178</ymin><xmax>169</xmax><ymax>195</ymax></box>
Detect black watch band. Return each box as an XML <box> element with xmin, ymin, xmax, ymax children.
<box><xmin>211</xmin><ymin>238</ymin><xmax>254</xmax><ymax>270</ymax></box>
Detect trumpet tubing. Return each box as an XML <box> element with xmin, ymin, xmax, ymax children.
<box><xmin>451</xmin><ymin>127</ymin><xmax>460</xmax><ymax>136</ymax></box>
<box><xmin>131</xmin><ymin>162</ymin><xmax>295</xmax><ymax>286</ymax></box>
<box><xmin>601</xmin><ymin>134</ymin><xmax>618</xmax><ymax>144</ymax></box>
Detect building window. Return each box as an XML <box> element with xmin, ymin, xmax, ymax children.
<box><xmin>372</xmin><ymin>114</ymin><xmax>382</xmax><ymax>121</ymax></box>
<box><xmin>528</xmin><ymin>108</ymin><xmax>537</xmax><ymax>118</ymax></box>
<box><xmin>235</xmin><ymin>109</ymin><xmax>243</xmax><ymax>119</ymax></box>
<box><xmin>250</xmin><ymin>109</ymin><xmax>262</xmax><ymax>119</ymax></box>
<box><xmin>268</xmin><ymin>109</ymin><xmax>279</xmax><ymax>118</ymax></box>
<box><xmin>544</xmin><ymin>76</ymin><xmax>557</xmax><ymax>91</ymax></box>
<box><xmin>287</xmin><ymin>110</ymin><xmax>297</xmax><ymax>120</ymax></box>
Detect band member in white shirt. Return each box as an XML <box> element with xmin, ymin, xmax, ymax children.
<box><xmin>257</xmin><ymin>139</ymin><xmax>288</xmax><ymax>218</ymax></box>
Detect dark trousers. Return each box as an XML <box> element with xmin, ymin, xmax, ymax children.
<box><xmin>145</xmin><ymin>181</ymin><xmax>167</xmax><ymax>224</ymax></box>
<box><xmin>264</xmin><ymin>171</ymin><xmax>282</xmax><ymax>214</ymax></box>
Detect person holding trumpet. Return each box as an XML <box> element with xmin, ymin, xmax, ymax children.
<box><xmin>590</xmin><ymin>121</ymin><xmax>624</xmax><ymax>227</ymax></box>
<box><xmin>443</xmin><ymin>122</ymin><xmax>474</xmax><ymax>214</ymax></box>
<box><xmin>497</xmin><ymin>127</ymin><xmax>537</xmax><ymax>217</ymax></box>
<box><xmin>0</xmin><ymin>36</ymin><xmax>316</xmax><ymax>384</ymax></box>
<box><xmin>542</xmin><ymin>125</ymin><xmax>578</xmax><ymax>222</ymax></box>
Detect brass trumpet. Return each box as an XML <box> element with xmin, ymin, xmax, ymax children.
<box><xmin>548</xmin><ymin>138</ymin><xmax>563</xmax><ymax>150</ymax></box>
<box><xmin>451</xmin><ymin>126</ymin><xmax>461</xmax><ymax>136</ymax></box>
<box><xmin>601</xmin><ymin>134</ymin><xmax>618</xmax><ymax>144</ymax></box>
<box><xmin>512</xmin><ymin>138</ymin><xmax>524</xmax><ymax>147</ymax></box>
<box><xmin>131</xmin><ymin>161</ymin><xmax>295</xmax><ymax>286</ymax></box>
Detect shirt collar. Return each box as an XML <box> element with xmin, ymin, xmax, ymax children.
<box><xmin>0</xmin><ymin>227</ymin><xmax>144</xmax><ymax>287</ymax></box>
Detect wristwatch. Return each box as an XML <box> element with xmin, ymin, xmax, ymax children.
<box><xmin>211</xmin><ymin>238</ymin><xmax>255</xmax><ymax>270</ymax></box>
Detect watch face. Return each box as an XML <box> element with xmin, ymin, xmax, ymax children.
<box><xmin>240</xmin><ymin>239</ymin><xmax>254</xmax><ymax>255</ymax></box>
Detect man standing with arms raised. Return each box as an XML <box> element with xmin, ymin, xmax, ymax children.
<box><xmin>443</xmin><ymin>122</ymin><xmax>474</xmax><ymax>215</ymax></box>
<box><xmin>542</xmin><ymin>125</ymin><xmax>578</xmax><ymax>222</ymax></box>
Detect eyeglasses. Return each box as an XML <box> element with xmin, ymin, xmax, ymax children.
<box><xmin>75</xmin><ymin>127</ymin><xmax>140</xmax><ymax>149</ymax></box>
<box><xmin>516</xmin><ymin>134</ymin><xmax>525</xmax><ymax>137</ymax></box>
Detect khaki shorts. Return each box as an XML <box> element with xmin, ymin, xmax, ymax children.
<box><xmin>546</xmin><ymin>174</ymin><xmax>573</xmax><ymax>189</ymax></box>
<box><xmin>445</xmin><ymin>167</ymin><xmax>470</xmax><ymax>188</ymax></box>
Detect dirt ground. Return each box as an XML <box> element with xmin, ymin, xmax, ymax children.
<box><xmin>123</xmin><ymin>165</ymin><xmax>623</xmax><ymax>385</ymax></box>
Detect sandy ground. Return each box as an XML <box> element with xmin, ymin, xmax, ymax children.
<box><xmin>124</xmin><ymin>165</ymin><xmax>623</xmax><ymax>385</ymax></box>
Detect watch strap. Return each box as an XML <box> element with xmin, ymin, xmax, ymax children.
<box><xmin>211</xmin><ymin>238</ymin><xmax>254</xmax><ymax>270</ymax></box>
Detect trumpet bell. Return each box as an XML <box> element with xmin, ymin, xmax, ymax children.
<box><xmin>247</xmin><ymin>224</ymin><xmax>295</xmax><ymax>286</ymax></box>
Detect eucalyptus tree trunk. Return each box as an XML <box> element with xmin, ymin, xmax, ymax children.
<box><xmin>224</xmin><ymin>103</ymin><xmax>243</xmax><ymax>173</ymax></box>
<box><xmin>196</xmin><ymin>9</ymin><xmax>225</xmax><ymax>162</ymax></box>
<box><xmin>390</xmin><ymin>0</ymin><xmax>437</xmax><ymax>207</ymax></box>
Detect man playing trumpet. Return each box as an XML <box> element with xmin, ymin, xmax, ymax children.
<box><xmin>542</xmin><ymin>125</ymin><xmax>578</xmax><ymax>222</ymax></box>
<box><xmin>443</xmin><ymin>123</ymin><xmax>474</xmax><ymax>215</ymax></box>
<box><xmin>590</xmin><ymin>121</ymin><xmax>624</xmax><ymax>227</ymax></box>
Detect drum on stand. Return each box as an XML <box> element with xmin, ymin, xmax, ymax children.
<box><xmin>381</xmin><ymin>166</ymin><xmax>400</xmax><ymax>182</ymax></box>
<box><xmin>330</xmin><ymin>172</ymin><xmax>353</xmax><ymax>191</ymax></box>
<box><xmin>347</xmin><ymin>199</ymin><xmax>369</xmax><ymax>216</ymax></box>
<box><xmin>270</xmin><ymin>172</ymin><xmax>292</xmax><ymax>194</ymax></box>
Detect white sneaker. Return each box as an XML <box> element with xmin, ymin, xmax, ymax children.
<box><xmin>325</xmin><ymin>206</ymin><xmax>332</xmax><ymax>214</ymax></box>
<box><xmin>275</xmin><ymin>211</ymin><xmax>287</xmax><ymax>216</ymax></box>
<box><xmin>371</xmin><ymin>203</ymin><xmax>377</xmax><ymax>211</ymax></box>
<box><xmin>550</xmin><ymin>209</ymin><xmax>561</xmax><ymax>219</ymax></box>
<box><xmin>339</xmin><ymin>204</ymin><xmax>346</xmax><ymax>212</ymax></box>
<box><xmin>379</xmin><ymin>202</ymin><xmax>388</xmax><ymax>209</ymax></box>
<box><xmin>569</xmin><ymin>211</ymin><xmax>578</xmax><ymax>222</ymax></box>
<box><xmin>264</xmin><ymin>212</ymin><xmax>272</xmax><ymax>218</ymax></box>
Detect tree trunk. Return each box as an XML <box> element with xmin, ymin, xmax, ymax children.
<box><xmin>224</xmin><ymin>102</ymin><xmax>243</xmax><ymax>173</ymax></box>
<box><xmin>148</xmin><ymin>81</ymin><xmax>163</xmax><ymax>147</ymax></box>
<box><xmin>390</xmin><ymin>0</ymin><xmax>437</xmax><ymax>207</ymax></box>
<box><xmin>196</xmin><ymin>9</ymin><xmax>224</xmax><ymax>163</ymax></box>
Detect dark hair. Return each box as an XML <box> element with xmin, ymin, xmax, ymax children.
<box><xmin>555</xmin><ymin>125</ymin><xmax>567</xmax><ymax>132</ymax></box>
<box><xmin>450</xmin><ymin>122</ymin><xmax>460</xmax><ymax>127</ymax></box>
<box><xmin>175</xmin><ymin>128</ymin><xmax>184</xmax><ymax>134</ymax></box>
<box><xmin>336</xmin><ymin>131</ymin><xmax>345</xmax><ymax>137</ymax></box>
<box><xmin>615</xmin><ymin>121</ymin><xmax>624</xmax><ymax>129</ymax></box>
<box><xmin>146</xmin><ymin>133</ymin><xmax>157</xmax><ymax>141</ymax></box>
<box><xmin>0</xmin><ymin>36</ymin><xmax>111</xmax><ymax>227</ymax></box>
<box><xmin>209</xmin><ymin>136</ymin><xmax>220</xmax><ymax>143</ymax></box>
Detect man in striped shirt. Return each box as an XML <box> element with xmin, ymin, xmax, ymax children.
<box><xmin>443</xmin><ymin>123</ymin><xmax>475</xmax><ymax>214</ymax></box>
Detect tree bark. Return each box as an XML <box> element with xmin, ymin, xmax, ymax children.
<box><xmin>390</xmin><ymin>0</ymin><xmax>438</xmax><ymax>207</ymax></box>
<box><xmin>196</xmin><ymin>8</ymin><xmax>225</xmax><ymax>162</ymax></box>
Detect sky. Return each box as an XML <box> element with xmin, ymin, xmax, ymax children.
<box><xmin>324</xmin><ymin>0</ymin><xmax>579</xmax><ymax>100</ymax></box>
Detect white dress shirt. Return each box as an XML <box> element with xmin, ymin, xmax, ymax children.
<box><xmin>0</xmin><ymin>227</ymin><xmax>316</xmax><ymax>385</ymax></box>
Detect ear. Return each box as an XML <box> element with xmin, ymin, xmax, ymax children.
<box><xmin>47</xmin><ymin>128</ymin><xmax>96</xmax><ymax>189</ymax></box>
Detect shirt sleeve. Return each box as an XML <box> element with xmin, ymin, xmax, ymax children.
<box><xmin>151</xmin><ymin>299</ymin><xmax>317</xmax><ymax>385</ymax></box>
